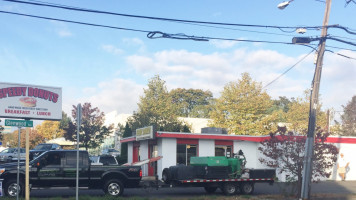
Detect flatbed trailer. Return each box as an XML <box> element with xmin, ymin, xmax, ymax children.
<box><xmin>141</xmin><ymin>176</ymin><xmax>274</xmax><ymax>195</ymax></box>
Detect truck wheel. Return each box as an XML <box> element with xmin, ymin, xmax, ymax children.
<box><xmin>240</xmin><ymin>182</ymin><xmax>254</xmax><ymax>195</ymax></box>
<box><xmin>4</xmin><ymin>179</ymin><xmax>24</xmax><ymax>197</ymax></box>
<box><xmin>222</xmin><ymin>182</ymin><xmax>237</xmax><ymax>195</ymax></box>
<box><xmin>103</xmin><ymin>179</ymin><xmax>124</xmax><ymax>196</ymax></box>
<box><xmin>204</xmin><ymin>186</ymin><xmax>218</xmax><ymax>194</ymax></box>
<box><xmin>162</xmin><ymin>169</ymin><xmax>171</xmax><ymax>184</ymax></box>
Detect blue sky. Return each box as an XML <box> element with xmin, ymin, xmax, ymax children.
<box><xmin>0</xmin><ymin>0</ymin><xmax>355</xmax><ymax>123</ymax></box>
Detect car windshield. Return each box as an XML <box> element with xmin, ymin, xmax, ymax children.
<box><xmin>1</xmin><ymin>148</ymin><xmax>15</xmax><ymax>153</ymax></box>
<box><xmin>33</xmin><ymin>144</ymin><xmax>53</xmax><ymax>150</ymax></box>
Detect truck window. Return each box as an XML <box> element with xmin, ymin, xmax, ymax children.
<box><xmin>65</xmin><ymin>151</ymin><xmax>89</xmax><ymax>167</ymax></box>
<box><xmin>40</xmin><ymin>152</ymin><xmax>62</xmax><ymax>166</ymax></box>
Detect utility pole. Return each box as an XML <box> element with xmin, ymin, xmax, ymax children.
<box><xmin>300</xmin><ymin>0</ymin><xmax>332</xmax><ymax>199</ymax></box>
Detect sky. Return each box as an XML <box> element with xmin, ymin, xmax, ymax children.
<box><xmin>0</xmin><ymin>0</ymin><xmax>355</xmax><ymax>125</ymax></box>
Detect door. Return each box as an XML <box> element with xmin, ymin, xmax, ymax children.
<box><xmin>133</xmin><ymin>142</ymin><xmax>140</xmax><ymax>163</ymax></box>
<box><xmin>63</xmin><ymin>151</ymin><xmax>89</xmax><ymax>187</ymax></box>
<box><xmin>34</xmin><ymin>151</ymin><xmax>64</xmax><ymax>187</ymax></box>
<box><xmin>148</xmin><ymin>144</ymin><xmax>158</xmax><ymax>176</ymax></box>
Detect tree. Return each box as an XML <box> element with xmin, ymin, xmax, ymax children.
<box><xmin>128</xmin><ymin>75</ymin><xmax>190</xmax><ymax>132</ymax></box>
<box><xmin>3</xmin><ymin>128</ymin><xmax>45</xmax><ymax>149</ymax></box>
<box><xmin>169</xmin><ymin>88</ymin><xmax>213</xmax><ymax>118</ymax></box>
<box><xmin>209</xmin><ymin>72</ymin><xmax>278</xmax><ymax>135</ymax></box>
<box><xmin>34</xmin><ymin>120</ymin><xmax>63</xmax><ymax>140</ymax></box>
<box><xmin>284</xmin><ymin>91</ymin><xmax>327</xmax><ymax>134</ymax></box>
<box><xmin>63</xmin><ymin>102</ymin><xmax>114</xmax><ymax>150</ymax></box>
<box><xmin>0</xmin><ymin>119</ymin><xmax>4</xmax><ymax>141</ymax></box>
<box><xmin>258</xmin><ymin>127</ymin><xmax>338</xmax><ymax>197</ymax></box>
<box><xmin>117</xmin><ymin>123</ymin><xmax>132</xmax><ymax>164</ymax></box>
<box><xmin>339</xmin><ymin>95</ymin><xmax>356</xmax><ymax>136</ymax></box>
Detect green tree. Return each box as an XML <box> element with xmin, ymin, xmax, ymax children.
<box><xmin>339</xmin><ymin>95</ymin><xmax>356</xmax><ymax>136</ymax></box>
<box><xmin>63</xmin><ymin>102</ymin><xmax>114</xmax><ymax>150</ymax></box>
<box><xmin>285</xmin><ymin>91</ymin><xmax>327</xmax><ymax>134</ymax></box>
<box><xmin>0</xmin><ymin>119</ymin><xmax>4</xmax><ymax>141</ymax></box>
<box><xmin>117</xmin><ymin>123</ymin><xmax>132</xmax><ymax>164</ymax></box>
<box><xmin>209</xmin><ymin>72</ymin><xmax>278</xmax><ymax>135</ymax></box>
<box><xmin>128</xmin><ymin>75</ymin><xmax>190</xmax><ymax>132</ymax></box>
<box><xmin>170</xmin><ymin>88</ymin><xmax>213</xmax><ymax>118</ymax></box>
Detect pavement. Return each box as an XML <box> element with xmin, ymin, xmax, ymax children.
<box><xmin>28</xmin><ymin>180</ymin><xmax>356</xmax><ymax>199</ymax></box>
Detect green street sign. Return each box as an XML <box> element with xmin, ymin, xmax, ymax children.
<box><xmin>5</xmin><ymin>119</ymin><xmax>33</xmax><ymax>127</ymax></box>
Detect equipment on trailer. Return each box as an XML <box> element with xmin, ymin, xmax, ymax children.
<box><xmin>159</xmin><ymin>150</ymin><xmax>275</xmax><ymax>195</ymax></box>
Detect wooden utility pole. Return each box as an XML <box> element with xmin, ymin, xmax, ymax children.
<box><xmin>300</xmin><ymin>0</ymin><xmax>332</xmax><ymax>199</ymax></box>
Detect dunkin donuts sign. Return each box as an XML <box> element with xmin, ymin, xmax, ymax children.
<box><xmin>0</xmin><ymin>82</ymin><xmax>62</xmax><ymax>120</ymax></box>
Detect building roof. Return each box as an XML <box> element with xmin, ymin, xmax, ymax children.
<box><xmin>120</xmin><ymin>131</ymin><xmax>356</xmax><ymax>144</ymax></box>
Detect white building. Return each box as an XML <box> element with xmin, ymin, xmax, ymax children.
<box><xmin>121</xmin><ymin>130</ymin><xmax>356</xmax><ymax>182</ymax></box>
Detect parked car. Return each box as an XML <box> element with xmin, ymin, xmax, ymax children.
<box><xmin>30</xmin><ymin>143</ymin><xmax>61</xmax><ymax>160</ymax></box>
<box><xmin>89</xmin><ymin>155</ymin><xmax>118</xmax><ymax>165</ymax></box>
<box><xmin>0</xmin><ymin>148</ymin><xmax>26</xmax><ymax>162</ymax></box>
<box><xmin>102</xmin><ymin>148</ymin><xmax>120</xmax><ymax>157</ymax></box>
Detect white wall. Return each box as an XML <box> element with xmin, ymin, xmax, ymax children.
<box><xmin>127</xmin><ymin>143</ymin><xmax>133</xmax><ymax>164</ymax></box>
<box><xmin>157</xmin><ymin>138</ymin><xmax>177</xmax><ymax>179</ymax></box>
<box><xmin>234</xmin><ymin>141</ymin><xmax>260</xmax><ymax>169</ymax></box>
<box><xmin>199</xmin><ymin>140</ymin><xmax>215</xmax><ymax>156</ymax></box>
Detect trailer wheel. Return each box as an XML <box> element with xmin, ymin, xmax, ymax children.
<box><xmin>240</xmin><ymin>182</ymin><xmax>254</xmax><ymax>195</ymax></box>
<box><xmin>4</xmin><ymin>179</ymin><xmax>24</xmax><ymax>197</ymax></box>
<box><xmin>103</xmin><ymin>179</ymin><xmax>124</xmax><ymax>196</ymax></box>
<box><xmin>162</xmin><ymin>169</ymin><xmax>171</xmax><ymax>184</ymax></box>
<box><xmin>222</xmin><ymin>182</ymin><xmax>238</xmax><ymax>195</ymax></box>
<box><xmin>204</xmin><ymin>186</ymin><xmax>218</xmax><ymax>194</ymax></box>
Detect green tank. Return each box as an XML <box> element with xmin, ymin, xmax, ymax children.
<box><xmin>190</xmin><ymin>153</ymin><xmax>246</xmax><ymax>178</ymax></box>
<box><xmin>190</xmin><ymin>156</ymin><xmax>229</xmax><ymax>166</ymax></box>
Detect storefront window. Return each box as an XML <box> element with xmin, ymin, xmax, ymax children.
<box><xmin>215</xmin><ymin>146</ymin><xmax>232</xmax><ymax>157</ymax></box>
<box><xmin>177</xmin><ymin>144</ymin><xmax>197</xmax><ymax>165</ymax></box>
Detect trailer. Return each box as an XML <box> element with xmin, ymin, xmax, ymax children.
<box><xmin>141</xmin><ymin>150</ymin><xmax>275</xmax><ymax>196</ymax></box>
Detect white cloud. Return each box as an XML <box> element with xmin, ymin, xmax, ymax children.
<box><xmin>58</xmin><ymin>30</ymin><xmax>72</xmax><ymax>37</ymax></box>
<box><xmin>210</xmin><ymin>40</ymin><xmax>238</xmax><ymax>49</ymax></box>
<box><xmin>79</xmin><ymin>78</ymin><xmax>143</xmax><ymax>114</ymax></box>
<box><xmin>101</xmin><ymin>45</ymin><xmax>124</xmax><ymax>55</ymax></box>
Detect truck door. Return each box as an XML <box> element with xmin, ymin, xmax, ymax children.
<box><xmin>34</xmin><ymin>151</ymin><xmax>64</xmax><ymax>187</ymax></box>
<box><xmin>63</xmin><ymin>151</ymin><xmax>89</xmax><ymax>187</ymax></box>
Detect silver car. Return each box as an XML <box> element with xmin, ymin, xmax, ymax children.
<box><xmin>0</xmin><ymin>148</ymin><xmax>26</xmax><ymax>162</ymax></box>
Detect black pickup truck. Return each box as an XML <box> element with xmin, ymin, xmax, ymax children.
<box><xmin>0</xmin><ymin>150</ymin><xmax>142</xmax><ymax>197</ymax></box>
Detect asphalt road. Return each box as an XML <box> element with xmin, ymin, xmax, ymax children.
<box><xmin>28</xmin><ymin>181</ymin><xmax>356</xmax><ymax>199</ymax></box>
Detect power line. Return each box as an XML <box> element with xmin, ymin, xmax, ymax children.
<box><xmin>0</xmin><ymin>10</ymin><xmax>151</xmax><ymax>33</ymax></box>
<box><xmin>325</xmin><ymin>49</ymin><xmax>356</xmax><ymax>60</ymax></box>
<box><xmin>0</xmin><ymin>0</ymin><xmax>327</xmax><ymax>31</ymax></box>
<box><xmin>0</xmin><ymin>10</ymin><xmax>298</xmax><ymax>46</ymax></box>
<box><xmin>262</xmin><ymin>49</ymin><xmax>315</xmax><ymax>89</ymax></box>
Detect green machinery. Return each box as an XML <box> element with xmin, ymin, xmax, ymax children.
<box><xmin>190</xmin><ymin>150</ymin><xmax>247</xmax><ymax>178</ymax></box>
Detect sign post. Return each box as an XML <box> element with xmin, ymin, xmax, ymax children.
<box><xmin>76</xmin><ymin>104</ymin><xmax>82</xmax><ymax>200</ymax></box>
<box><xmin>4</xmin><ymin>119</ymin><xmax>33</xmax><ymax>200</ymax></box>
<box><xmin>1</xmin><ymin>82</ymin><xmax>62</xmax><ymax>200</ymax></box>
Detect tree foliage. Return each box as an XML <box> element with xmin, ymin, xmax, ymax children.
<box><xmin>258</xmin><ymin>127</ymin><xmax>338</xmax><ymax>197</ymax></box>
<box><xmin>284</xmin><ymin>91</ymin><xmax>327</xmax><ymax>134</ymax></box>
<box><xmin>0</xmin><ymin>119</ymin><xmax>4</xmax><ymax>141</ymax></box>
<box><xmin>128</xmin><ymin>75</ymin><xmax>190</xmax><ymax>132</ymax></box>
<box><xmin>117</xmin><ymin>123</ymin><xmax>132</xmax><ymax>164</ymax></box>
<box><xmin>34</xmin><ymin>120</ymin><xmax>63</xmax><ymax>140</ymax></box>
<box><xmin>63</xmin><ymin>102</ymin><xmax>114</xmax><ymax>150</ymax></box>
<box><xmin>339</xmin><ymin>95</ymin><xmax>356</xmax><ymax>136</ymax></box>
<box><xmin>3</xmin><ymin>128</ymin><xmax>45</xmax><ymax>149</ymax></box>
<box><xmin>209</xmin><ymin>72</ymin><xmax>278</xmax><ymax>135</ymax></box>
<box><xmin>170</xmin><ymin>88</ymin><xmax>213</xmax><ymax>118</ymax></box>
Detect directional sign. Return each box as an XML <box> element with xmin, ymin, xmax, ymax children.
<box><xmin>5</xmin><ymin>119</ymin><xmax>33</xmax><ymax>127</ymax></box>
